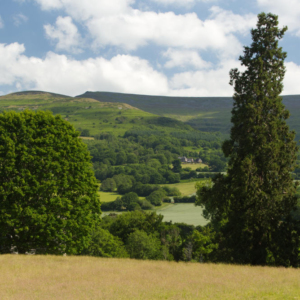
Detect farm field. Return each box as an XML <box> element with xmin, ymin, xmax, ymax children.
<box><xmin>161</xmin><ymin>180</ymin><xmax>200</xmax><ymax>196</ymax></box>
<box><xmin>1</xmin><ymin>255</ymin><xmax>300</xmax><ymax>300</ymax></box>
<box><xmin>181</xmin><ymin>163</ymin><xmax>207</xmax><ymax>170</ymax></box>
<box><xmin>99</xmin><ymin>191</ymin><xmax>146</xmax><ymax>203</ymax></box>
<box><xmin>99</xmin><ymin>191</ymin><xmax>120</xmax><ymax>202</ymax></box>
<box><xmin>156</xmin><ymin>203</ymin><xmax>208</xmax><ymax>226</ymax></box>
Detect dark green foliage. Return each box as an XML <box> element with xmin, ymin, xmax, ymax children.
<box><xmin>172</xmin><ymin>159</ymin><xmax>182</xmax><ymax>173</ymax></box>
<box><xmin>197</xmin><ymin>13</ymin><xmax>300</xmax><ymax>266</ymax></box>
<box><xmin>0</xmin><ymin>110</ymin><xmax>101</xmax><ymax>254</ymax></box>
<box><xmin>146</xmin><ymin>189</ymin><xmax>167</xmax><ymax>206</ymax></box>
<box><xmin>100</xmin><ymin>178</ymin><xmax>116</xmax><ymax>192</ymax></box>
<box><xmin>108</xmin><ymin>211</ymin><xmax>164</xmax><ymax>243</ymax></box>
<box><xmin>126</xmin><ymin>230</ymin><xmax>163</xmax><ymax>260</ymax></box>
<box><xmin>82</xmin><ymin>228</ymin><xmax>128</xmax><ymax>258</ymax></box>
<box><xmin>80</xmin><ymin>128</ymin><xmax>90</xmax><ymax>137</ymax></box>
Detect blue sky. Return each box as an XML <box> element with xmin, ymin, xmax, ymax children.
<box><xmin>1</xmin><ymin>0</ymin><xmax>300</xmax><ymax>97</ymax></box>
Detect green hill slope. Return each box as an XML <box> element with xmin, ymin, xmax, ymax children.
<box><xmin>79</xmin><ymin>91</ymin><xmax>300</xmax><ymax>139</ymax></box>
<box><xmin>0</xmin><ymin>91</ymin><xmax>193</xmax><ymax>137</ymax></box>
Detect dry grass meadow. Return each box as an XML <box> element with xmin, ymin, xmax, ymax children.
<box><xmin>1</xmin><ymin>255</ymin><xmax>300</xmax><ymax>300</ymax></box>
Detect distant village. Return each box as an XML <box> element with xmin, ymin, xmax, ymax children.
<box><xmin>178</xmin><ymin>156</ymin><xmax>202</xmax><ymax>164</ymax></box>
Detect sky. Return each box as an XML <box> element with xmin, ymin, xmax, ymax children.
<box><xmin>1</xmin><ymin>0</ymin><xmax>300</xmax><ymax>97</ymax></box>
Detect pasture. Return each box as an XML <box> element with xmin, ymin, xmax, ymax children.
<box><xmin>1</xmin><ymin>255</ymin><xmax>300</xmax><ymax>300</ymax></box>
<box><xmin>161</xmin><ymin>180</ymin><xmax>200</xmax><ymax>196</ymax></box>
<box><xmin>156</xmin><ymin>203</ymin><xmax>208</xmax><ymax>226</ymax></box>
<box><xmin>181</xmin><ymin>163</ymin><xmax>208</xmax><ymax>170</ymax></box>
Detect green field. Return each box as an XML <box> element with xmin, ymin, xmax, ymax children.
<box><xmin>156</xmin><ymin>203</ymin><xmax>208</xmax><ymax>226</ymax></box>
<box><xmin>1</xmin><ymin>255</ymin><xmax>300</xmax><ymax>299</ymax></box>
<box><xmin>161</xmin><ymin>180</ymin><xmax>200</xmax><ymax>196</ymax></box>
<box><xmin>99</xmin><ymin>191</ymin><xmax>121</xmax><ymax>202</ymax></box>
<box><xmin>99</xmin><ymin>191</ymin><xmax>145</xmax><ymax>203</ymax></box>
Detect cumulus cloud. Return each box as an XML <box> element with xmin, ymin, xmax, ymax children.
<box><xmin>257</xmin><ymin>0</ymin><xmax>300</xmax><ymax>36</ymax></box>
<box><xmin>33</xmin><ymin>0</ymin><xmax>255</xmax><ymax>56</ymax></box>
<box><xmin>283</xmin><ymin>62</ymin><xmax>300</xmax><ymax>95</ymax></box>
<box><xmin>162</xmin><ymin>48</ymin><xmax>211</xmax><ymax>69</ymax></box>
<box><xmin>0</xmin><ymin>42</ymin><xmax>169</xmax><ymax>96</ymax></box>
<box><xmin>87</xmin><ymin>7</ymin><xmax>255</xmax><ymax>55</ymax></box>
<box><xmin>13</xmin><ymin>13</ymin><xmax>28</xmax><ymax>26</ymax></box>
<box><xmin>34</xmin><ymin>0</ymin><xmax>134</xmax><ymax>20</ymax></box>
<box><xmin>168</xmin><ymin>59</ymin><xmax>239</xmax><ymax>96</ymax></box>
<box><xmin>150</xmin><ymin>0</ymin><xmax>215</xmax><ymax>7</ymax></box>
<box><xmin>0</xmin><ymin>42</ymin><xmax>251</xmax><ymax>97</ymax></box>
<box><xmin>44</xmin><ymin>16</ymin><xmax>82</xmax><ymax>53</ymax></box>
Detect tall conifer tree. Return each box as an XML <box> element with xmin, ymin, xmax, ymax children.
<box><xmin>197</xmin><ymin>13</ymin><xmax>299</xmax><ymax>265</ymax></box>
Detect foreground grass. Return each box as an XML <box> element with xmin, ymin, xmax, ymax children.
<box><xmin>1</xmin><ymin>255</ymin><xmax>300</xmax><ymax>300</ymax></box>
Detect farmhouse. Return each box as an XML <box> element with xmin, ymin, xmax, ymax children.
<box><xmin>178</xmin><ymin>156</ymin><xmax>202</xmax><ymax>164</ymax></box>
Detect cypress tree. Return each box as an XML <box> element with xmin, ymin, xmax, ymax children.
<box><xmin>197</xmin><ymin>13</ymin><xmax>299</xmax><ymax>265</ymax></box>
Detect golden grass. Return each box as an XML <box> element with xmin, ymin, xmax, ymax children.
<box><xmin>181</xmin><ymin>163</ymin><xmax>207</xmax><ymax>170</ymax></box>
<box><xmin>1</xmin><ymin>255</ymin><xmax>299</xmax><ymax>300</ymax></box>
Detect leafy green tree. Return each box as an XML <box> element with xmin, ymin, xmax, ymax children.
<box><xmin>0</xmin><ymin>110</ymin><xmax>101</xmax><ymax>254</ymax></box>
<box><xmin>116</xmin><ymin>151</ymin><xmax>127</xmax><ymax>165</ymax></box>
<box><xmin>172</xmin><ymin>159</ymin><xmax>182</xmax><ymax>173</ymax></box>
<box><xmin>146</xmin><ymin>189</ymin><xmax>167</xmax><ymax>206</ymax></box>
<box><xmin>121</xmin><ymin>192</ymin><xmax>140</xmax><ymax>211</ymax></box>
<box><xmin>197</xmin><ymin>13</ymin><xmax>299</xmax><ymax>266</ymax></box>
<box><xmin>82</xmin><ymin>227</ymin><xmax>128</xmax><ymax>258</ymax></box>
<box><xmin>126</xmin><ymin>230</ymin><xmax>162</xmax><ymax>260</ymax></box>
<box><xmin>109</xmin><ymin>211</ymin><xmax>163</xmax><ymax>243</ymax></box>
<box><xmin>100</xmin><ymin>178</ymin><xmax>116</xmax><ymax>192</ymax></box>
<box><xmin>80</xmin><ymin>128</ymin><xmax>90</xmax><ymax>137</ymax></box>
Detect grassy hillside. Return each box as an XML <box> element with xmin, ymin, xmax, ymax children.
<box><xmin>79</xmin><ymin>91</ymin><xmax>300</xmax><ymax>139</ymax></box>
<box><xmin>0</xmin><ymin>91</ymin><xmax>193</xmax><ymax>137</ymax></box>
<box><xmin>1</xmin><ymin>255</ymin><xmax>300</xmax><ymax>299</ymax></box>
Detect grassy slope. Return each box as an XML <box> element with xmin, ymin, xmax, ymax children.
<box><xmin>0</xmin><ymin>91</ymin><xmax>193</xmax><ymax>137</ymax></box>
<box><xmin>79</xmin><ymin>91</ymin><xmax>300</xmax><ymax>139</ymax></box>
<box><xmin>1</xmin><ymin>255</ymin><xmax>300</xmax><ymax>300</ymax></box>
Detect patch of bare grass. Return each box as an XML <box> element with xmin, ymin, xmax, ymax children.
<box><xmin>0</xmin><ymin>255</ymin><xmax>299</xmax><ymax>300</ymax></box>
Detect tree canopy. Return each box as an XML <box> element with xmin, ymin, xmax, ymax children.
<box><xmin>0</xmin><ymin>110</ymin><xmax>101</xmax><ymax>254</ymax></box>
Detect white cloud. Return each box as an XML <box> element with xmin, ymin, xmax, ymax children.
<box><xmin>33</xmin><ymin>0</ymin><xmax>255</xmax><ymax>56</ymax></box>
<box><xmin>87</xmin><ymin>7</ymin><xmax>255</xmax><ymax>54</ymax></box>
<box><xmin>283</xmin><ymin>62</ymin><xmax>300</xmax><ymax>95</ymax></box>
<box><xmin>257</xmin><ymin>0</ymin><xmax>300</xmax><ymax>36</ymax></box>
<box><xmin>169</xmin><ymin>59</ymin><xmax>239</xmax><ymax>96</ymax></box>
<box><xmin>44</xmin><ymin>16</ymin><xmax>82</xmax><ymax>53</ymax></box>
<box><xmin>0</xmin><ymin>43</ymin><xmax>169</xmax><ymax>96</ymax></box>
<box><xmin>162</xmin><ymin>48</ymin><xmax>211</xmax><ymax>69</ymax></box>
<box><xmin>0</xmin><ymin>42</ymin><xmax>249</xmax><ymax>97</ymax></box>
<box><xmin>13</xmin><ymin>14</ymin><xmax>28</xmax><ymax>26</ymax></box>
<box><xmin>34</xmin><ymin>0</ymin><xmax>134</xmax><ymax>20</ymax></box>
<box><xmin>150</xmin><ymin>0</ymin><xmax>215</xmax><ymax>7</ymax></box>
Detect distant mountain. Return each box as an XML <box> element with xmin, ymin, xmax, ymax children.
<box><xmin>78</xmin><ymin>91</ymin><xmax>300</xmax><ymax>139</ymax></box>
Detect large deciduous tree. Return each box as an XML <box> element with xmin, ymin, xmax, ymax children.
<box><xmin>0</xmin><ymin>110</ymin><xmax>101</xmax><ymax>254</ymax></box>
<box><xmin>197</xmin><ymin>13</ymin><xmax>300</xmax><ymax>266</ymax></box>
